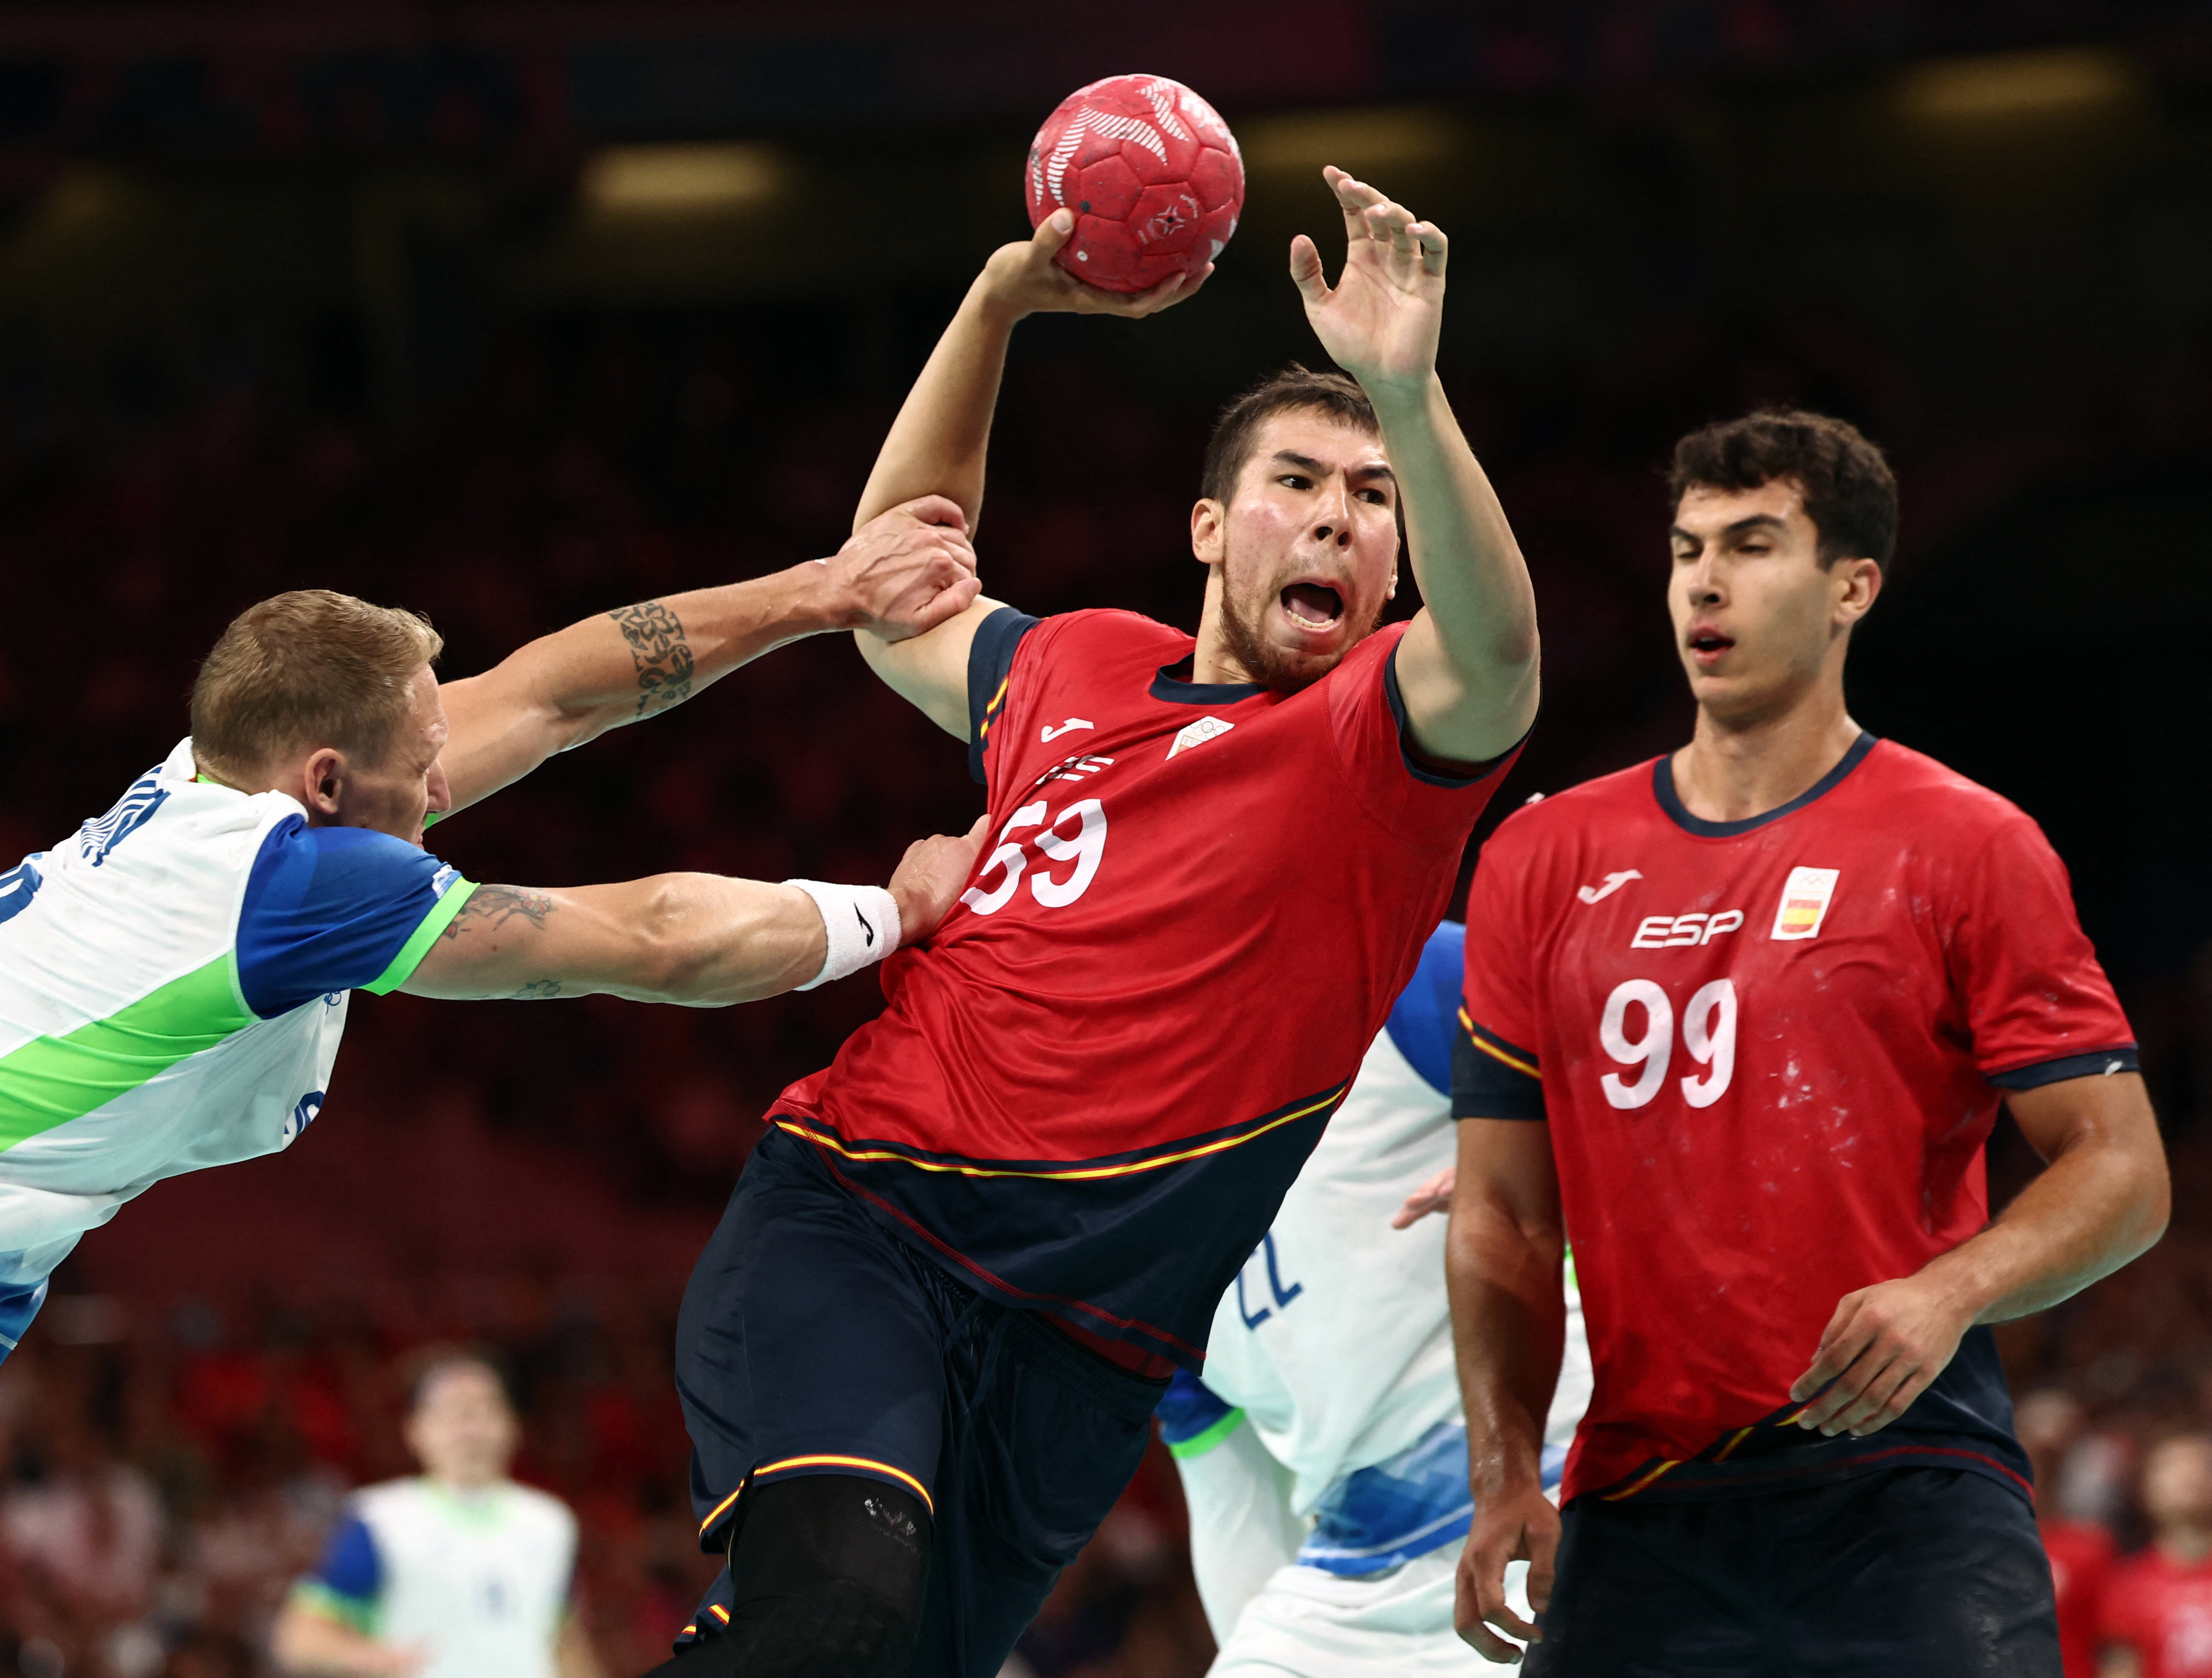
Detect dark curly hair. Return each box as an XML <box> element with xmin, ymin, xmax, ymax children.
<box><xmin>1668</xmin><ymin>409</ymin><xmax>1898</xmax><ymax>567</ymax></box>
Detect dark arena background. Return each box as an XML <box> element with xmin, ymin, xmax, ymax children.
<box><xmin>0</xmin><ymin>2</ymin><xmax>2208</xmax><ymax>1674</ymax></box>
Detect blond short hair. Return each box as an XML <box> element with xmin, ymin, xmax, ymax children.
<box><xmin>191</xmin><ymin>589</ymin><xmax>443</xmax><ymax>777</ymax></box>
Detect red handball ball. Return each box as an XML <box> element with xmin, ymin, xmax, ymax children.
<box><xmin>1025</xmin><ymin>74</ymin><xmax>1244</xmax><ymax>294</ymax></box>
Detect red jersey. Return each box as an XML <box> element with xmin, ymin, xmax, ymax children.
<box><xmin>2105</xmin><ymin>1547</ymin><xmax>2212</xmax><ymax>1678</ymax></box>
<box><xmin>774</xmin><ymin>607</ymin><xmax>1517</xmax><ymax>1375</ymax></box>
<box><xmin>1456</xmin><ymin>736</ymin><xmax>2136</xmax><ymax>1504</ymax></box>
<box><xmin>2044</xmin><ymin>1516</ymin><xmax>2117</xmax><ymax>1678</ymax></box>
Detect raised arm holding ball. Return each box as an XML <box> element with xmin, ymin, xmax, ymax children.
<box><xmin>651</xmin><ymin>68</ymin><xmax>1540</xmax><ymax>1678</ymax></box>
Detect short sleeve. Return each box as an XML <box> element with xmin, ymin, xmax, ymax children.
<box><xmin>1325</xmin><ymin>630</ymin><xmax>1523</xmax><ymax>840</ymax></box>
<box><xmin>290</xmin><ymin>1510</ymin><xmax>381</xmax><ymax>1632</ymax></box>
<box><xmin>237</xmin><ymin>818</ymin><xmax>479</xmax><ymax>1018</ymax></box>
<box><xmin>1382</xmin><ymin>922</ymin><xmax>1466</xmax><ymax>1097</ymax></box>
<box><xmin>968</xmin><ymin>607</ymin><xmax>1044</xmax><ymax>785</ymax></box>
<box><xmin>1453</xmin><ymin>828</ymin><xmax>1547</xmax><ymax>1121</ymax></box>
<box><xmin>1945</xmin><ymin>815</ymin><xmax>2139</xmax><ymax>1090</ymax></box>
<box><xmin>1156</xmin><ymin>1368</ymin><xmax>1245</xmax><ymax>1460</ymax></box>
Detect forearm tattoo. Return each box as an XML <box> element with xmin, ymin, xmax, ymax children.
<box><xmin>507</xmin><ymin>979</ymin><xmax>564</xmax><ymax>1000</ymax></box>
<box><xmin>440</xmin><ymin>884</ymin><xmax>557</xmax><ymax>939</ymax></box>
<box><xmin>607</xmin><ymin>598</ymin><xmax>695</xmax><ymax>717</ymax></box>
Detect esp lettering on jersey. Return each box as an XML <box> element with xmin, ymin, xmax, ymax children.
<box><xmin>1455</xmin><ymin>736</ymin><xmax>2137</xmax><ymax>1505</ymax></box>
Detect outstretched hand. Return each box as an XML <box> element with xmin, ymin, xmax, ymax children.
<box><xmin>977</xmin><ymin>209</ymin><xmax>1213</xmax><ymax>321</ymax></box>
<box><xmin>1291</xmin><ymin>166</ymin><xmax>1448</xmax><ymax>396</ymax></box>
<box><xmin>829</xmin><ymin>496</ymin><xmax>983</xmax><ymax>643</ymax></box>
<box><xmin>887</xmin><ymin>815</ymin><xmax>989</xmax><ymax>945</ymax></box>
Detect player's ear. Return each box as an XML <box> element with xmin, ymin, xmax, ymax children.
<box><xmin>1191</xmin><ymin>497</ymin><xmax>1228</xmax><ymax>568</ymax></box>
<box><xmin>300</xmin><ymin>747</ymin><xmax>346</xmax><ymax>820</ymax></box>
<box><xmin>1834</xmin><ymin>556</ymin><xmax>1881</xmax><ymax>626</ymax></box>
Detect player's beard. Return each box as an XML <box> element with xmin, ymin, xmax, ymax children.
<box><xmin>1216</xmin><ymin>567</ymin><xmax>1389</xmax><ymax>696</ymax></box>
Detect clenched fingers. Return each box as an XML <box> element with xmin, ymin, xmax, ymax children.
<box><xmin>1456</xmin><ymin>1541</ymin><xmax>1530</xmax><ymax>1664</ymax></box>
<box><xmin>881</xmin><ymin>493</ymin><xmax>971</xmax><ymax>537</ymax></box>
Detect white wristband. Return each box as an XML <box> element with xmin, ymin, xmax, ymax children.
<box><xmin>785</xmin><ymin>880</ymin><xmax>903</xmax><ymax>991</ymax></box>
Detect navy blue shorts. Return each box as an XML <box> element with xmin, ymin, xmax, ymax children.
<box><xmin>1525</xmin><ymin>1467</ymin><xmax>2060</xmax><ymax>1677</ymax></box>
<box><xmin>672</xmin><ymin>1127</ymin><xmax>1165</xmax><ymax>1677</ymax></box>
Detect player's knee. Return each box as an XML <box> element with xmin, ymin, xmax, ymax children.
<box><xmin>721</xmin><ymin>1473</ymin><xmax>931</xmax><ymax>1677</ymax></box>
<box><xmin>734</xmin><ymin>1577</ymin><xmax>921</xmax><ymax>1677</ymax></box>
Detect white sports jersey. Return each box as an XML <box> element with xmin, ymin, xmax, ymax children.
<box><xmin>1201</xmin><ymin>1024</ymin><xmax>1464</xmax><ymax>1512</ymax></box>
<box><xmin>296</xmin><ymin>1477</ymin><xmax>577</xmax><ymax>1678</ymax></box>
<box><xmin>1197</xmin><ymin>969</ymin><xmax>1591</xmax><ymax>1517</ymax></box>
<box><xmin>1164</xmin><ymin>925</ymin><xmax>1592</xmax><ymax>1667</ymax></box>
<box><xmin>0</xmin><ymin>740</ymin><xmax>474</xmax><ymax>1344</ymax></box>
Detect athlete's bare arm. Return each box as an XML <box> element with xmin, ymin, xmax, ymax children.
<box><xmin>851</xmin><ymin>212</ymin><xmax>1209</xmax><ymax>738</ymax></box>
<box><xmin>1447</xmin><ymin>1117</ymin><xmax>1568</xmax><ymax>1662</ymax></box>
<box><xmin>1293</xmin><ymin>169</ymin><xmax>1539</xmax><ymax>765</ymax></box>
<box><xmin>1788</xmin><ymin>1070</ymin><xmax>2168</xmax><ymax>1439</ymax></box>
<box><xmin>554</xmin><ymin>1611</ymin><xmax>604</xmax><ymax>1678</ymax></box>
<box><xmin>399</xmin><ymin>823</ymin><xmax>982</xmax><ymax>1007</ymax></box>
<box><xmin>270</xmin><ymin>1599</ymin><xmax>422</xmax><ymax>1677</ymax></box>
<box><xmin>437</xmin><ymin>499</ymin><xmax>980</xmax><ymax>808</ymax></box>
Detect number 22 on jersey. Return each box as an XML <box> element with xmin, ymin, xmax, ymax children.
<box><xmin>962</xmin><ymin>797</ymin><xmax>1109</xmax><ymax>915</ymax></box>
<box><xmin>1599</xmin><ymin>977</ymin><xmax>1738</xmax><ymax>1110</ymax></box>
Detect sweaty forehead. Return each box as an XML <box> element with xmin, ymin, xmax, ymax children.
<box><xmin>1244</xmin><ymin>410</ymin><xmax>1389</xmax><ymax>477</ymax></box>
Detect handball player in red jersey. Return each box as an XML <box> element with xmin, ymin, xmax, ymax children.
<box><xmin>1446</xmin><ymin>410</ymin><xmax>2169</xmax><ymax>1674</ymax></box>
<box><xmin>2105</xmin><ymin>1433</ymin><xmax>2212</xmax><ymax>1678</ymax></box>
<box><xmin>648</xmin><ymin>168</ymin><xmax>1540</xmax><ymax>1678</ymax></box>
<box><xmin>2019</xmin><ymin>1388</ymin><xmax>2117</xmax><ymax>1678</ymax></box>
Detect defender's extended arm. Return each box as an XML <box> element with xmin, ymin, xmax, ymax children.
<box><xmin>854</xmin><ymin>212</ymin><xmax>1208</xmax><ymax>739</ymax></box>
<box><xmin>400</xmin><ymin>823</ymin><xmax>983</xmax><ymax>1006</ymax></box>
<box><xmin>1291</xmin><ymin>169</ymin><xmax>1539</xmax><ymax>765</ymax></box>
<box><xmin>438</xmin><ymin>502</ymin><xmax>979</xmax><ymax>811</ymax></box>
<box><xmin>1447</xmin><ymin>1117</ymin><xmax>1568</xmax><ymax>1663</ymax></box>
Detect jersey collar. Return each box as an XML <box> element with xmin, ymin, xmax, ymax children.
<box><xmin>1150</xmin><ymin>658</ymin><xmax>1262</xmax><ymax>706</ymax></box>
<box><xmin>1654</xmin><ymin>731</ymin><xmax>1880</xmax><ymax>837</ymax></box>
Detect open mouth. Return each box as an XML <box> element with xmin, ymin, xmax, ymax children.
<box><xmin>1281</xmin><ymin>582</ymin><xmax>1346</xmax><ymax>631</ymax></box>
<box><xmin>1687</xmin><ymin>628</ymin><xmax>1734</xmax><ymax>663</ymax></box>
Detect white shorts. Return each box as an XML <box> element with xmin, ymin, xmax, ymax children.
<box><xmin>1207</xmin><ymin>1548</ymin><xmax>1534</xmax><ymax>1676</ymax></box>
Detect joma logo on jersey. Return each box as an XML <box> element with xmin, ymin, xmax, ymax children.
<box><xmin>1631</xmin><ymin>910</ymin><xmax>1745</xmax><ymax>949</ymax></box>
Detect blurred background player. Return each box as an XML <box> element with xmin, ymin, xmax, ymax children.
<box><xmin>2103</xmin><ymin>1433</ymin><xmax>2212</xmax><ymax>1678</ymax></box>
<box><xmin>660</xmin><ymin>167</ymin><xmax>1540</xmax><ymax>1678</ymax></box>
<box><xmin>1160</xmin><ymin>921</ymin><xmax>1591</xmax><ymax>1676</ymax></box>
<box><xmin>1449</xmin><ymin>410</ymin><xmax>2169</xmax><ymax>1674</ymax></box>
<box><xmin>2019</xmin><ymin>1389</ymin><xmax>2116</xmax><ymax>1678</ymax></box>
<box><xmin>0</xmin><ymin>505</ymin><xmax>983</xmax><ymax>1365</ymax></box>
<box><xmin>273</xmin><ymin>1350</ymin><xmax>598</xmax><ymax>1678</ymax></box>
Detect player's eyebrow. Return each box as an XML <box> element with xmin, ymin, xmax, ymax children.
<box><xmin>1271</xmin><ymin>450</ymin><xmax>1396</xmax><ymax>485</ymax></box>
<box><xmin>1671</xmin><ymin>513</ymin><xmax>1788</xmax><ymax>548</ymax></box>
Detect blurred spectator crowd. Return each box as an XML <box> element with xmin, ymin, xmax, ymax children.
<box><xmin>0</xmin><ymin>1284</ymin><xmax>1212</xmax><ymax>1678</ymax></box>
